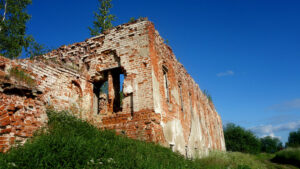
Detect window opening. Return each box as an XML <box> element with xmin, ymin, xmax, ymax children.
<box><xmin>179</xmin><ymin>83</ymin><xmax>184</xmax><ymax>112</ymax></box>
<box><xmin>163</xmin><ymin>66</ymin><xmax>169</xmax><ymax>102</ymax></box>
<box><xmin>110</xmin><ymin>68</ymin><xmax>124</xmax><ymax>112</ymax></box>
<box><xmin>120</xmin><ymin>74</ymin><xmax>125</xmax><ymax>109</ymax></box>
<box><xmin>0</xmin><ymin>65</ymin><xmax>5</xmax><ymax>71</ymax></box>
<box><xmin>93</xmin><ymin>68</ymin><xmax>125</xmax><ymax>114</ymax></box>
<box><xmin>189</xmin><ymin>92</ymin><xmax>193</xmax><ymax>114</ymax></box>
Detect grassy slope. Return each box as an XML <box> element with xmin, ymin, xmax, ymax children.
<box><xmin>0</xmin><ymin>110</ymin><xmax>297</xmax><ymax>169</ymax></box>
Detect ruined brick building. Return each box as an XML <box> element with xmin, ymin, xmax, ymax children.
<box><xmin>0</xmin><ymin>19</ymin><xmax>226</xmax><ymax>157</ymax></box>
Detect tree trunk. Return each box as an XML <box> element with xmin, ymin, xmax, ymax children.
<box><xmin>0</xmin><ymin>0</ymin><xmax>7</xmax><ymax>32</ymax></box>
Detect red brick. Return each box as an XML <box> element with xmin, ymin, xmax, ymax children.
<box><xmin>7</xmin><ymin>104</ymin><xmax>15</xmax><ymax>111</ymax></box>
<box><xmin>0</xmin><ymin>128</ymin><xmax>11</xmax><ymax>134</ymax></box>
<box><xmin>0</xmin><ymin>141</ymin><xmax>8</xmax><ymax>145</ymax></box>
<box><xmin>0</xmin><ymin>113</ymin><xmax>8</xmax><ymax>120</ymax></box>
<box><xmin>0</xmin><ymin>106</ymin><xmax>5</xmax><ymax>111</ymax></box>
<box><xmin>0</xmin><ymin>117</ymin><xmax>10</xmax><ymax>126</ymax></box>
<box><xmin>0</xmin><ymin>137</ymin><xmax>8</xmax><ymax>141</ymax></box>
<box><xmin>9</xmin><ymin>137</ymin><xmax>15</xmax><ymax>144</ymax></box>
<box><xmin>0</xmin><ymin>110</ymin><xmax>6</xmax><ymax>116</ymax></box>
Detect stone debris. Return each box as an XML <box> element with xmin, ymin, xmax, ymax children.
<box><xmin>0</xmin><ymin>19</ymin><xmax>225</xmax><ymax>157</ymax></box>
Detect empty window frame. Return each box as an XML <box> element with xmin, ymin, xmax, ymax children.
<box><xmin>109</xmin><ymin>69</ymin><xmax>124</xmax><ymax>112</ymax></box>
<box><xmin>163</xmin><ymin>66</ymin><xmax>169</xmax><ymax>102</ymax></box>
<box><xmin>189</xmin><ymin>92</ymin><xmax>193</xmax><ymax>114</ymax></box>
<box><xmin>179</xmin><ymin>83</ymin><xmax>184</xmax><ymax>111</ymax></box>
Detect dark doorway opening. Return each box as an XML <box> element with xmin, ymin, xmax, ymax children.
<box><xmin>93</xmin><ymin>68</ymin><xmax>125</xmax><ymax>114</ymax></box>
<box><xmin>111</xmin><ymin>68</ymin><xmax>124</xmax><ymax>112</ymax></box>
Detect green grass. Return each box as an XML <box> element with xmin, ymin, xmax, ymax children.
<box><xmin>0</xmin><ymin>110</ymin><xmax>291</xmax><ymax>169</ymax></box>
<box><xmin>194</xmin><ymin>151</ymin><xmax>268</xmax><ymax>169</ymax></box>
<box><xmin>203</xmin><ymin>89</ymin><xmax>213</xmax><ymax>103</ymax></box>
<box><xmin>8</xmin><ymin>67</ymin><xmax>36</xmax><ymax>87</ymax></box>
<box><xmin>272</xmin><ymin>148</ymin><xmax>300</xmax><ymax>167</ymax></box>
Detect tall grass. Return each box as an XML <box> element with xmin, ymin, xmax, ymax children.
<box><xmin>203</xmin><ymin>89</ymin><xmax>213</xmax><ymax>103</ymax></box>
<box><xmin>195</xmin><ymin>151</ymin><xmax>268</xmax><ymax>169</ymax></box>
<box><xmin>0</xmin><ymin>110</ymin><xmax>270</xmax><ymax>169</ymax></box>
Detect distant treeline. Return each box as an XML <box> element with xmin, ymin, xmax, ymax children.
<box><xmin>224</xmin><ymin>123</ymin><xmax>300</xmax><ymax>154</ymax></box>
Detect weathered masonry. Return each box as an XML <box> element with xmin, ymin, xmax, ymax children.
<box><xmin>0</xmin><ymin>19</ymin><xmax>225</xmax><ymax>157</ymax></box>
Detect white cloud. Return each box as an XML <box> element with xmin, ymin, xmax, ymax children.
<box><xmin>269</xmin><ymin>99</ymin><xmax>300</xmax><ymax>112</ymax></box>
<box><xmin>217</xmin><ymin>70</ymin><xmax>234</xmax><ymax>77</ymax></box>
<box><xmin>250</xmin><ymin>120</ymin><xmax>300</xmax><ymax>138</ymax></box>
<box><xmin>260</xmin><ymin>133</ymin><xmax>282</xmax><ymax>140</ymax></box>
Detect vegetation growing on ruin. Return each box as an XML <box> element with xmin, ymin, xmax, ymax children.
<box><xmin>129</xmin><ymin>17</ymin><xmax>136</xmax><ymax>23</ymax></box>
<box><xmin>0</xmin><ymin>109</ymin><xmax>295</xmax><ymax>169</ymax></box>
<box><xmin>89</xmin><ymin>0</ymin><xmax>116</xmax><ymax>36</ymax></box>
<box><xmin>203</xmin><ymin>89</ymin><xmax>213</xmax><ymax>103</ymax></box>
<box><xmin>8</xmin><ymin>67</ymin><xmax>35</xmax><ymax>87</ymax></box>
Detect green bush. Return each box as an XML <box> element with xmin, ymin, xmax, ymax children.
<box><xmin>286</xmin><ymin>129</ymin><xmax>300</xmax><ymax>148</ymax></box>
<box><xmin>272</xmin><ymin>148</ymin><xmax>300</xmax><ymax>167</ymax></box>
<box><xmin>129</xmin><ymin>17</ymin><xmax>136</xmax><ymax>23</ymax></box>
<box><xmin>224</xmin><ymin>123</ymin><xmax>261</xmax><ymax>154</ymax></box>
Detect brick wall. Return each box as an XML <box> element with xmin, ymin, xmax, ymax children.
<box><xmin>0</xmin><ymin>58</ymin><xmax>47</xmax><ymax>152</ymax></box>
<box><xmin>0</xmin><ymin>19</ymin><xmax>225</xmax><ymax>157</ymax></box>
<box><xmin>147</xmin><ymin>22</ymin><xmax>226</xmax><ymax>157</ymax></box>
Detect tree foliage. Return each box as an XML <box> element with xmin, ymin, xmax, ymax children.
<box><xmin>260</xmin><ymin>136</ymin><xmax>283</xmax><ymax>153</ymax></box>
<box><xmin>26</xmin><ymin>40</ymin><xmax>51</xmax><ymax>59</ymax></box>
<box><xmin>88</xmin><ymin>0</ymin><xmax>115</xmax><ymax>36</ymax></box>
<box><xmin>0</xmin><ymin>0</ymin><xmax>32</xmax><ymax>58</ymax></box>
<box><xmin>286</xmin><ymin>129</ymin><xmax>300</xmax><ymax>148</ymax></box>
<box><xmin>224</xmin><ymin>123</ymin><xmax>261</xmax><ymax>154</ymax></box>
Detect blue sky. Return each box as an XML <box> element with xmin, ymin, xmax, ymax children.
<box><xmin>25</xmin><ymin>0</ymin><xmax>300</xmax><ymax>143</ymax></box>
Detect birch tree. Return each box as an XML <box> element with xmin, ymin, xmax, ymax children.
<box><xmin>0</xmin><ymin>0</ymin><xmax>32</xmax><ymax>58</ymax></box>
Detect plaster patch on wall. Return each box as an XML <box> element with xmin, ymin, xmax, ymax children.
<box><xmin>152</xmin><ymin>69</ymin><xmax>162</xmax><ymax>115</ymax></box>
<box><xmin>139</xmin><ymin>47</ymin><xmax>149</xmax><ymax>58</ymax></box>
<box><xmin>123</xmin><ymin>84</ymin><xmax>133</xmax><ymax>95</ymax></box>
<box><xmin>171</xmin><ymin>88</ymin><xmax>180</xmax><ymax>105</ymax></box>
<box><xmin>134</xmin><ymin>79</ymin><xmax>139</xmax><ymax>111</ymax></box>
<box><xmin>217</xmin><ymin>115</ymin><xmax>226</xmax><ymax>150</ymax></box>
<box><xmin>163</xmin><ymin>119</ymin><xmax>186</xmax><ymax>155</ymax></box>
<box><xmin>188</xmin><ymin>111</ymin><xmax>207</xmax><ymax>158</ymax></box>
<box><xmin>56</xmin><ymin>95</ymin><xmax>71</xmax><ymax>102</ymax></box>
